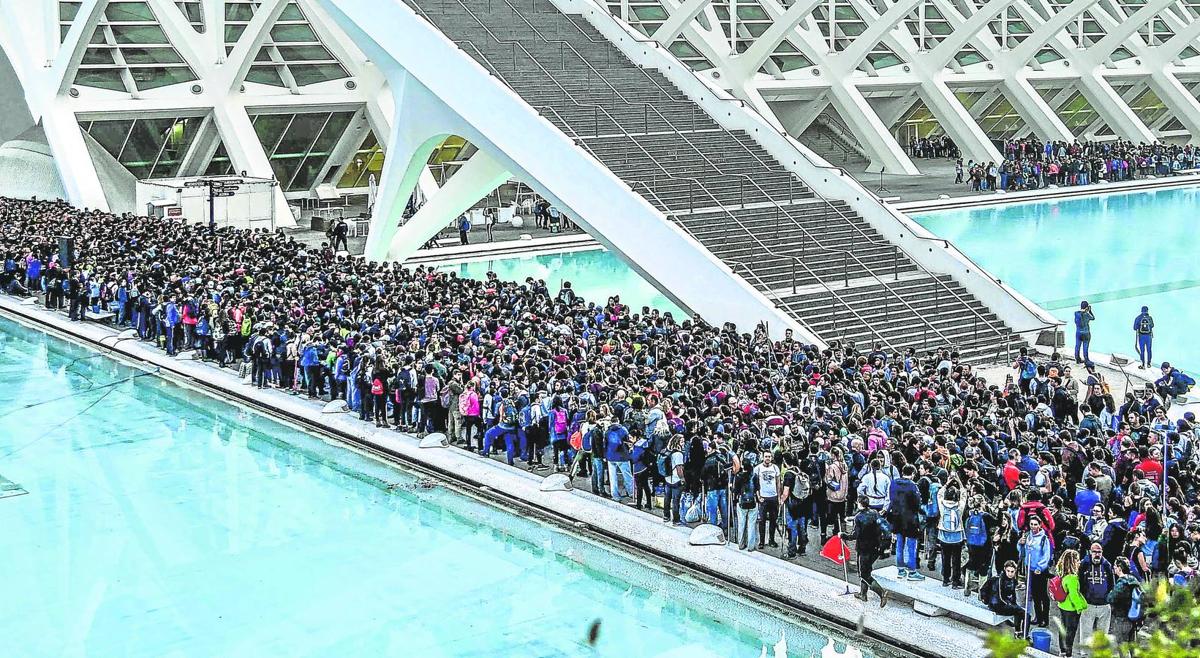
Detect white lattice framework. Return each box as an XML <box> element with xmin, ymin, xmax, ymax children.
<box><xmin>607</xmin><ymin>0</ymin><xmax>1200</xmax><ymax>173</ymax></box>
<box><xmin>0</xmin><ymin>0</ymin><xmax>425</xmax><ymax>221</ymax></box>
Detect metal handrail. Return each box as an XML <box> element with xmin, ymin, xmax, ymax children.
<box><xmin>415</xmin><ymin>0</ymin><xmax>1016</xmax><ymax>353</ymax></box>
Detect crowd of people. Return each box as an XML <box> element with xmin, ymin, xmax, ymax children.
<box><xmin>3</xmin><ymin>196</ymin><xmax>1198</xmax><ymax>656</ymax></box>
<box><xmin>952</xmin><ymin>139</ymin><xmax>1200</xmax><ymax>192</ymax></box>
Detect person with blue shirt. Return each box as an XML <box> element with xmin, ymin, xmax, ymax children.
<box><xmin>299</xmin><ymin>341</ymin><xmax>321</xmax><ymax>398</ymax></box>
<box><xmin>1019</xmin><ymin>515</ymin><xmax>1053</xmax><ymax>628</ymax></box>
<box><xmin>163</xmin><ymin>296</ymin><xmax>180</xmax><ymax>355</ymax></box>
<box><xmin>1074</xmin><ymin>301</ymin><xmax>1094</xmax><ymax>365</ymax></box>
<box><xmin>604</xmin><ymin>417</ymin><xmax>634</xmax><ymax>500</ymax></box>
<box><xmin>1133</xmin><ymin>306</ymin><xmax>1154</xmax><ymax>369</ymax></box>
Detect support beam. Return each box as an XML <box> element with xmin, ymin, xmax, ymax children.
<box><xmin>771</xmin><ymin>95</ymin><xmax>830</xmax><ymax>136</ymax></box>
<box><xmin>1001</xmin><ymin>75</ymin><xmax>1075</xmax><ymax>142</ymax></box>
<box><xmin>927</xmin><ymin>0</ymin><xmax>1014</xmax><ymax>67</ymax></box>
<box><xmin>47</xmin><ymin>0</ymin><xmax>108</xmax><ymax>98</ymax></box>
<box><xmin>210</xmin><ymin>102</ymin><xmax>296</xmax><ymax>226</ymax></box>
<box><xmin>176</xmin><ymin>113</ymin><xmax>221</xmax><ymax>177</ymax></box>
<box><xmin>1081</xmin><ymin>0</ymin><xmax>1175</xmax><ymax>64</ymax></box>
<box><xmin>918</xmin><ymin>79</ymin><xmax>1004</xmax><ymax>162</ymax></box>
<box><xmin>1145</xmin><ymin>71</ymin><xmax>1200</xmax><ymax>139</ymax></box>
<box><xmin>41</xmin><ymin>104</ymin><xmax>108</xmax><ymax>211</ymax></box>
<box><xmin>653</xmin><ymin>0</ymin><xmax>715</xmax><ymax>46</ymax></box>
<box><xmin>384</xmin><ymin>149</ymin><xmax>511</xmax><ymax>261</ymax></box>
<box><xmin>1074</xmin><ymin>75</ymin><xmax>1155</xmax><ymax>142</ymax></box>
<box><xmin>220</xmin><ymin>0</ymin><xmax>289</xmax><ymax>92</ymax></box>
<box><xmin>827</xmin><ymin>81</ymin><xmax>921</xmax><ymax>174</ymax></box>
<box><xmin>728</xmin><ymin>0</ymin><xmax>823</xmax><ymax>81</ymax></box>
<box><xmin>838</xmin><ymin>0</ymin><xmax>922</xmax><ymax>68</ymax></box>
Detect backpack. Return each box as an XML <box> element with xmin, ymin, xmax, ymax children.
<box><xmin>370</xmin><ymin>378</ymin><xmax>383</xmax><ymax>396</ymax></box>
<box><xmin>1137</xmin><ymin>316</ymin><xmax>1153</xmax><ymax>335</ymax></box>
<box><xmin>252</xmin><ymin>337</ymin><xmax>269</xmax><ymax>359</ymax></box>
<box><xmin>737</xmin><ymin>474</ymin><xmax>758</xmax><ymax>510</ymax></box>
<box><xmin>788</xmin><ymin>469</ymin><xmax>812</xmax><ymax>505</ymax></box>
<box><xmin>965</xmin><ymin>511</ymin><xmax>988</xmax><ymax>547</ymax></box>
<box><xmin>398</xmin><ymin>368</ymin><xmax>415</xmax><ymax>393</ymax></box>
<box><xmin>458</xmin><ymin>392</ymin><xmax>473</xmax><ymax>416</ymax></box>
<box><xmin>922</xmin><ymin>481</ymin><xmax>942</xmax><ymax>519</ymax></box>
<box><xmin>551</xmin><ymin>408</ymin><xmax>568</xmax><ymax>435</ymax></box>
<box><xmin>1179</xmin><ymin>371</ymin><xmax>1196</xmax><ymax>389</ymax></box>
<box><xmin>1048</xmin><ymin>575</ymin><xmax>1068</xmax><ymax>603</ymax></box>
<box><xmin>626</xmin><ymin>408</ymin><xmax>647</xmax><ymax>436</ymax></box>
<box><xmin>1020</xmin><ymin>357</ymin><xmax>1037</xmax><ymax>379</ymax></box>
<box><xmin>657</xmin><ymin>450</ymin><xmax>671</xmax><ymax>478</ymax></box>
<box><xmin>500</xmin><ymin>400</ymin><xmax>519</xmax><ymax>427</ymax></box>
<box><xmin>1128</xmin><ymin>585</ymin><xmax>1145</xmax><ymax>621</ymax></box>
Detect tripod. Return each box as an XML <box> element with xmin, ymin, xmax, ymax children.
<box><xmin>876</xmin><ymin>167</ymin><xmax>890</xmax><ymax>194</ymax></box>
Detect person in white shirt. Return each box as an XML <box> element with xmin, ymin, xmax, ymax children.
<box><xmin>754</xmin><ymin>452</ymin><xmax>781</xmax><ymax>548</ymax></box>
<box><xmin>858</xmin><ymin>459</ymin><xmax>892</xmax><ymax>511</ymax></box>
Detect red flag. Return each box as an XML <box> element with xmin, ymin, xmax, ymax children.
<box><xmin>820</xmin><ymin>535</ymin><xmax>851</xmax><ymax>565</ymax></box>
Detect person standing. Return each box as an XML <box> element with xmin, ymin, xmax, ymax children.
<box><xmin>781</xmin><ymin>453</ymin><xmax>813</xmax><ymax>557</ymax></box>
<box><xmin>1078</xmin><ymin>542</ymin><xmax>1114</xmax><ymax>656</ymax></box>
<box><xmin>889</xmin><ymin>464</ymin><xmax>925</xmax><ymax>581</ymax></box>
<box><xmin>1020</xmin><ymin>515</ymin><xmax>1054</xmax><ymax>628</ymax></box>
<box><xmin>332</xmin><ymin>218</ymin><xmax>349</xmax><ymax>252</ymax></box>
<box><xmin>1133</xmin><ymin>306</ymin><xmax>1154</xmax><ymax>369</ymax></box>
<box><xmin>843</xmin><ymin>495</ymin><xmax>889</xmax><ymax>607</ymax></box>
<box><xmin>1056</xmin><ymin>549</ymin><xmax>1088</xmax><ymax>657</ymax></box>
<box><xmin>604</xmin><ymin>417</ymin><xmax>634</xmax><ymax>501</ymax></box>
<box><xmin>1106</xmin><ymin>557</ymin><xmax>1142</xmax><ymax>656</ymax></box>
<box><xmin>754</xmin><ymin>451</ymin><xmax>781</xmax><ymax>548</ymax></box>
<box><xmin>1075</xmin><ymin>301</ymin><xmax>1095</xmax><ymax>365</ymax></box>
<box><xmin>937</xmin><ymin>479</ymin><xmax>966</xmax><ymax>588</ymax></box>
<box><xmin>733</xmin><ymin>461</ymin><xmax>760</xmax><ymax>551</ymax></box>
<box><xmin>457</xmin><ymin>214</ymin><xmax>471</xmax><ymax>245</ymax></box>
<box><xmin>661</xmin><ymin>435</ymin><xmax>685</xmax><ymax>524</ymax></box>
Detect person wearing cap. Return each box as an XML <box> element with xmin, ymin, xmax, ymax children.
<box><xmin>1074</xmin><ymin>301</ymin><xmax>1094</xmax><ymax>365</ymax></box>
<box><xmin>1133</xmin><ymin>306</ymin><xmax>1154</xmax><ymax>369</ymax></box>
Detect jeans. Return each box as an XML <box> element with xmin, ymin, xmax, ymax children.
<box><xmin>591</xmin><ymin>455</ymin><xmax>607</xmax><ymax>496</ymax></box>
<box><xmin>663</xmin><ymin>481</ymin><xmax>682</xmax><ymax>521</ymax></box>
<box><xmin>736</xmin><ymin>505</ymin><xmax>759</xmax><ymax>549</ymax></box>
<box><xmin>705</xmin><ymin>489</ymin><xmax>728</xmax><ymax>529</ymax></box>
<box><xmin>785</xmin><ymin>505</ymin><xmax>807</xmax><ymax>555</ymax></box>
<box><xmin>895</xmin><ymin>534</ymin><xmax>919</xmax><ymax>571</ymax></box>
<box><xmin>608</xmin><ymin>461</ymin><xmax>634</xmax><ymax>499</ymax></box>
<box><xmin>1077</xmin><ymin>604</ymin><xmax>1111</xmax><ymax>655</ymax></box>
<box><xmin>1060</xmin><ymin>609</ymin><xmax>1081</xmax><ymax>655</ymax></box>
<box><xmin>1075</xmin><ymin>331</ymin><xmax>1091</xmax><ymax>364</ymax></box>
<box><xmin>1137</xmin><ymin>334</ymin><xmax>1153</xmax><ymax>367</ymax></box>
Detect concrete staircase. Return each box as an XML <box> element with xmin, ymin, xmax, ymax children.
<box><xmin>406</xmin><ymin>0</ymin><xmax>1024</xmax><ymax>362</ymax></box>
<box><xmin>800</xmin><ymin>121</ymin><xmax>871</xmax><ymax>173</ymax></box>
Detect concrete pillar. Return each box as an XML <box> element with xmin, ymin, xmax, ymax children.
<box><xmin>917</xmin><ymin>79</ymin><xmax>1003</xmax><ymax>163</ymax></box>
<box><xmin>1145</xmin><ymin>71</ymin><xmax>1200</xmax><ymax>140</ymax></box>
<box><xmin>384</xmin><ymin>149</ymin><xmax>511</xmax><ymax>261</ymax></box>
<box><xmin>826</xmin><ymin>81</ymin><xmax>920</xmax><ymax>175</ymax></box>
<box><xmin>41</xmin><ymin>104</ymin><xmax>108</xmax><ymax>211</ymax></box>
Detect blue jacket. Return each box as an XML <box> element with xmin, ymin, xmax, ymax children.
<box><xmin>1020</xmin><ymin>530</ymin><xmax>1053</xmax><ymax>573</ymax></box>
<box><xmin>300</xmin><ymin>345</ymin><xmax>320</xmax><ymax>367</ymax></box>
<box><xmin>887</xmin><ymin>477</ymin><xmax>922</xmax><ymax>536</ymax></box>
<box><xmin>604</xmin><ymin>424</ymin><xmax>630</xmax><ymax>462</ymax></box>
<box><xmin>164</xmin><ymin>302</ymin><xmax>180</xmax><ymax>327</ymax></box>
<box><xmin>1074</xmin><ymin>488</ymin><xmax>1101</xmax><ymax>516</ymax></box>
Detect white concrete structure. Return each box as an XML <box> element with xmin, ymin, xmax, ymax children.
<box><xmin>600</xmin><ymin>0</ymin><xmax>1200</xmax><ymax>173</ymax></box>
<box><xmin>0</xmin><ymin>0</ymin><xmax>417</xmax><ymax>225</ymax></box>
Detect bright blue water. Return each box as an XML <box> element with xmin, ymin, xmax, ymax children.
<box><xmin>438</xmin><ymin>249</ymin><xmax>688</xmax><ymax>318</ymax></box>
<box><xmin>913</xmin><ymin>186</ymin><xmax>1200</xmax><ymax>373</ymax></box>
<box><xmin>0</xmin><ymin>315</ymin><xmax>882</xmax><ymax>658</ymax></box>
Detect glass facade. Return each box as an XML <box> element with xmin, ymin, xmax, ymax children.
<box><xmin>62</xmin><ymin>1</ymin><xmax>198</xmax><ymax>93</ymax></box>
<box><xmin>225</xmin><ymin>1</ymin><xmax>349</xmax><ymax>89</ymax></box>
<box><xmin>81</xmin><ymin>115</ymin><xmax>204</xmax><ymax>179</ymax></box>
<box><xmin>250</xmin><ymin>111</ymin><xmax>356</xmax><ymax>192</ymax></box>
<box><xmin>336</xmin><ymin>132</ymin><xmax>384</xmax><ymax>189</ymax></box>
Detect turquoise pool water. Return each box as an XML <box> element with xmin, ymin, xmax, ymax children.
<box><xmin>0</xmin><ymin>315</ymin><xmax>882</xmax><ymax>658</ymax></box>
<box><xmin>914</xmin><ymin>186</ymin><xmax>1200</xmax><ymax>373</ymax></box>
<box><xmin>438</xmin><ymin>248</ymin><xmax>688</xmax><ymax>317</ymax></box>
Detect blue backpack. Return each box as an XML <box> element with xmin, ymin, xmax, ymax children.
<box><xmin>1178</xmin><ymin>371</ymin><xmax>1196</xmax><ymax>388</ymax></box>
<box><xmin>1020</xmin><ymin>357</ymin><xmax>1037</xmax><ymax>379</ymax></box>
<box><xmin>965</xmin><ymin>511</ymin><xmax>988</xmax><ymax>547</ymax></box>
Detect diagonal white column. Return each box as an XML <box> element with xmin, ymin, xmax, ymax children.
<box><xmin>384</xmin><ymin>150</ymin><xmax>511</xmax><ymax>261</ymax></box>
<box><xmin>42</xmin><ymin>103</ymin><xmax>109</xmax><ymax>211</ymax></box>
<box><xmin>826</xmin><ymin>81</ymin><xmax>922</xmax><ymax>174</ymax></box>
<box><xmin>210</xmin><ymin>102</ymin><xmax>297</xmax><ymax>227</ymax></box>
<box><xmin>653</xmin><ymin>0</ymin><xmax>716</xmax><ymax>46</ymax></box>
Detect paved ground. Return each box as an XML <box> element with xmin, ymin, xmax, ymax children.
<box><xmin>842</xmin><ymin>158</ymin><xmax>993</xmax><ymax>204</ymax></box>
<box><xmin>286</xmin><ymin>209</ymin><xmax>585</xmax><ymax>257</ymax></box>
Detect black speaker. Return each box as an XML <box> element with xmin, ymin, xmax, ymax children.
<box><xmin>58</xmin><ymin>236</ymin><xmax>74</xmax><ymax>268</ymax></box>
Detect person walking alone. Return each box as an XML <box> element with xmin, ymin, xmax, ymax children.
<box><xmin>1133</xmin><ymin>306</ymin><xmax>1154</xmax><ymax>369</ymax></box>
<box><xmin>1075</xmin><ymin>301</ymin><xmax>1094</xmax><ymax>366</ymax></box>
